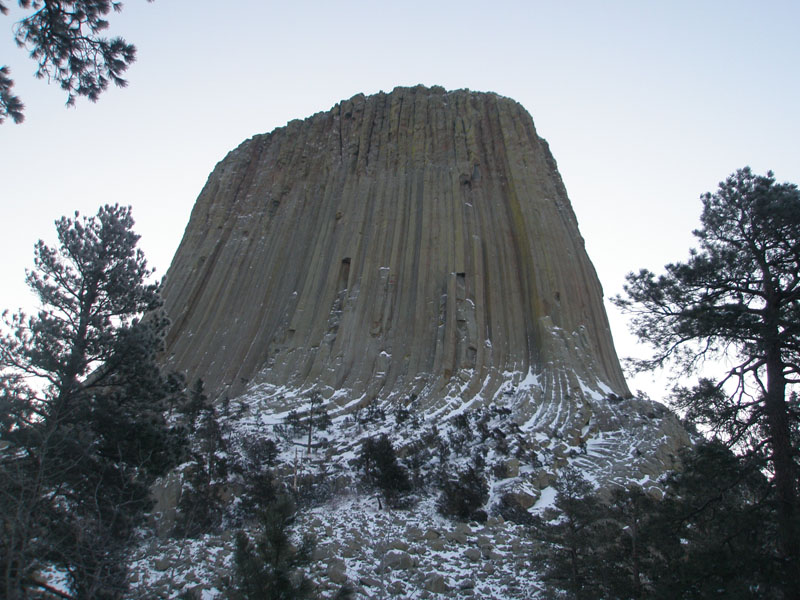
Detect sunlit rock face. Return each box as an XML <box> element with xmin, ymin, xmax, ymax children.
<box><xmin>161</xmin><ymin>85</ymin><xmax>629</xmax><ymax>424</ymax></box>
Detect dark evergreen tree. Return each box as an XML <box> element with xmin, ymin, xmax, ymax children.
<box><xmin>183</xmin><ymin>377</ymin><xmax>208</xmax><ymax>433</ymax></box>
<box><xmin>0</xmin><ymin>64</ymin><xmax>22</xmax><ymax>124</ymax></box>
<box><xmin>358</xmin><ymin>434</ymin><xmax>412</xmax><ymax>508</ymax></box>
<box><xmin>0</xmin><ymin>0</ymin><xmax>154</xmax><ymax>124</ymax></box>
<box><xmin>0</xmin><ymin>205</ymin><xmax>185</xmax><ymax>599</ymax></box>
<box><xmin>236</xmin><ymin>438</ymin><xmax>279</xmax><ymax>518</ymax></box>
<box><xmin>647</xmin><ymin>442</ymin><xmax>780</xmax><ymax>598</ymax></box>
<box><xmin>614</xmin><ymin>168</ymin><xmax>800</xmax><ymax>597</ymax></box>
<box><xmin>533</xmin><ymin>447</ymin><xmax>779</xmax><ymax>599</ymax></box>
<box><xmin>437</xmin><ymin>453</ymin><xmax>489</xmax><ymax>522</ymax></box>
<box><xmin>598</xmin><ymin>486</ymin><xmax>661</xmax><ymax>599</ymax></box>
<box><xmin>231</xmin><ymin>494</ymin><xmax>314</xmax><ymax>600</ymax></box>
<box><xmin>533</xmin><ymin>467</ymin><xmax>612</xmax><ymax>599</ymax></box>
<box><xmin>303</xmin><ymin>391</ymin><xmax>329</xmax><ymax>453</ymax></box>
<box><xmin>174</xmin><ymin>379</ymin><xmax>228</xmax><ymax>538</ymax></box>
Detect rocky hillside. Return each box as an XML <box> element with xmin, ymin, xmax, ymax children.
<box><xmin>128</xmin><ymin>377</ymin><xmax>688</xmax><ymax>598</ymax></box>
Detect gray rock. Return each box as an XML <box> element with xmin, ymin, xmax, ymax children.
<box><xmin>359</xmin><ymin>576</ymin><xmax>381</xmax><ymax>588</ymax></box>
<box><xmin>153</xmin><ymin>556</ymin><xmax>171</xmax><ymax>572</ymax></box>
<box><xmin>464</xmin><ymin>547</ymin><xmax>481</xmax><ymax>561</ymax></box>
<box><xmin>389</xmin><ymin>539</ymin><xmax>410</xmax><ymax>551</ymax></box>
<box><xmin>327</xmin><ymin>557</ymin><xmax>348</xmax><ymax>584</ymax></box>
<box><xmin>380</xmin><ymin>550</ymin><xmax>415</xmax><ymax>571</ymax></box>
<box><xmin>425</xmin><ymin>573</ymin><xmax>448</xmax><ymax>593</ymax></box>
<box><xmin>446</xmin><ymin>529</ymin><xmax>468</xmax><ymax>544</ymax></box>
<box><xmin>459</xmin><ymin>578</ymin><xmax>476</xmax><ymax>590</ymax></box>
<box><xmin>388</xmin><ymin>580</ymin><xmax>406</xmax><ymax>596</ymax></box>
<box><xmin>505</xmin><ymin>458</ymin><xmax>520</xmax><ymax>477</ymax></box>
<box><xmin>313</xmin><ymin>543</ymin><xmax>334</xmax><ymax>561</ymax></box>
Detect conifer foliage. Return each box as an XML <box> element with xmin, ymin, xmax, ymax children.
<box><xmin>436</xmin><ymin>455</ymin><xmax>489</xmax><ymax>522</ymax></box>
<box><xmin>653</xmin><ymin>442</ymin><xmax>779</xmax><ymax>598</ymax></box>
<box><xmin>231</xmin><ymin>494</ymin><xmax>314</xmax><ymax>600</ymax></box>
<box><xmin>535</xmin><ymin>446</ymin><xmax>777</xmax><ymax>599</ymax></box>
<box><xmin>358</xmin><ymin>434</ymin><xmax>412</xmax><ymax>508</ymax></box>
<box><xmin>615</xmin><ymin>168</ymin><xmax>800</xmax><ymax>597</ymax></box>
<box><xmin>173</xmin><ymin>379</ymin><xmax>228</xmax><ymax>539</ymax></box>
<box><xmin>0</xmin><ymin>205</ymin><xmax>184</xmax><ymax>599</ymax></box>
<box><xmin>0</xmin><ymin>0</ymin><xmax>154</xmax><ymax>124</ymax></box>
<box><xmin>534</xmin><ymin>468</ymin><xmax>612</xmax><ymax>599</ymax></box>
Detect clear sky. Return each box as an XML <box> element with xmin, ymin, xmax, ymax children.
<box><xmin>1</xmin><ymin>0</ymin><xmax>798</xmax><ymax>400</ymax></box>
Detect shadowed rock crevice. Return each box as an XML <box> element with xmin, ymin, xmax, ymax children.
<box><xmin>161</xmin><ymin>85</ymin><xmax>629</xmax><ymax>417</ymax></box>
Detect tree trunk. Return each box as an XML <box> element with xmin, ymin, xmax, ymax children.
<box><xmin>631</xmin><ymin>501</ymin><xmax>642</xmax><ymax>599</ymax></box>
<box><xmin>764</xmin><ymin>329</ymin><xmax>799</xmax><ymax>599</ymax></box>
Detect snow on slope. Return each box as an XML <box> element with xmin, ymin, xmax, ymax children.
<box><xmin>126</xmin><ymin>370</ymin><xmax>689</xmax><ymax>598</ymax></box>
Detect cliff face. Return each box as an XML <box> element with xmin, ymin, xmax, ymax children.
<box><xmin>162</xmin><ymin>85</ymin><xmax>628</xmax><ymax>420</ymax></box>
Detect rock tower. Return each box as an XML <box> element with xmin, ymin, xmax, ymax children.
<box><xmin>162</xmin><ymin>85</ymin><xmax>630</xmax><ymax>427</ymax></box>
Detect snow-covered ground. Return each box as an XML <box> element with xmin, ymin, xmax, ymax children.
<box><xmin>125</xmin><ymin>370</ymin><xmax>689</xmax><ymax>598</ymax></box>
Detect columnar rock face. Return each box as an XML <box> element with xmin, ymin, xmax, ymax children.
<box><xmin>162</xmin><ymin>85</ymin><xmax>629</xmax><ymax>420</ymax></box>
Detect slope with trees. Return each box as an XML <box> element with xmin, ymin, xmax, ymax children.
<box><xmin>535</xmin><ymin>443</ymin><xmax>778</xmax><ymax>599</ymax></box>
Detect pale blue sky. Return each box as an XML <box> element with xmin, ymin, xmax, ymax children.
<box><xmin>1</xmin><ymin>1</ymin><xmax>798</xmax><ymax>398</ymax></box>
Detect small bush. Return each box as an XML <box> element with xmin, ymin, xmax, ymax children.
<box><xmin>358</xmin><ymin>434</ymin><xmax>412</xmax><ymax>507</ymax></box>
<box><xmin>293</xmin><ymin>470</ymin><xmax>334</xmax><ymax>508</ymax></box>
<box><xmin>242</xmin><ymin>437</ymin><xmax>279</xmax><ymax>468</ymax></box>
<box><xmin>496</xmin><ymin>493</ymin><xmax>535</xmax><ymax>526</ymax></box>
<box><xmin>402</xmin><ymin>440</ymin><xmax>429</xmax><ymax>488</ymax></box>
<box><xmin>174</xmin><ymin>464</ymin><xmax>224</xmax><ymax>538</ymax></box>
<box><xmin>492</xmin><ymin>461</ymin><xmax>510</xmax><ymax>479</ymax></box>
<box><xmin>233</xmin><ymin>436</ymin><xmax>279</xmax><ymax>517</ymax></box>
<box><xmin>453</xmin><ymin>412</ymin><xmax>471</xmax><ymax>432</ymax></box>
<box><xmin>437</xmin><ymin>464</ymin><xmax>488</xmax><ymax>521</ymax></box>
<box><xmin>284</xmin><ymin>410</ymin><xmax>303</xmax><ymax>437</ymax></box>
<box><xmin>358</xmin><ymin>400</ymin><xmax>385</xmax><ymax>424</ymax></box>
<box><xmin>394</xmin><ymin>406</ymin><xmax>411</xmax><ymax>425</ymax></box>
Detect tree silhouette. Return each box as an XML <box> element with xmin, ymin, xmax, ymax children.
<box><xmin>0</xmin><ymin>205</ymin><xmax>184</xmax><ymax>598</ymax></box>
<box><xmin>0</xmin><ymin>0</ymin><xmax>153</xmax><ymax>124</ymax></box>
<box><xmin>615</xmin><ymin>167</ymin><xmax>800</xmax><ymax>598</ymax></box>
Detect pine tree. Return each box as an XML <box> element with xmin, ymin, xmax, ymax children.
<box><xmin>231</xmin><ymin>494</ymin><xmax>314</xmax><ymax>600</ymax></box>
<box><xmin>0</xmin><ymin>205</ymin><xmax>185</xmax><ymax>599</ymax></box>
<box><xmin>173</xmin><ymin>379</ymin><xmax>229</xmax><ymax>539</ymax></box>
<box><xmin>534</xmin><ymin>467</ymin><xmax>612</xmax><ymax>599</ymax></box>
<box><xmin>531</xmin><ymin>449</ymin><xmax>779</xmax><ymax>599</ymax></box>
<box><xmin>436</xmin><ymin>453</ymin><xmax>489</xmax><ymax>522</ymax></box>
<box><xmin>358</xmin><ymin>434</ymin><xmax>412</xmax><ymax>508</ymax></box>
<box><xmin>597</xmin><ymin>486</ymin><xmax>661</xmax><ymax>600</ymax></box>
<box><xmin>649</xmin><ymin>442</ymin><xmax>779</xmax><ymax>598</ymax></box>
<box><xmin>0</xmin><ymin>0</ymin><xmax>154</xmax><ymax>124</ymax></box>
<box><xmin>615</xmin><ymin>168</ymin><xmax>800</xmax><ymax>597</ymax></box>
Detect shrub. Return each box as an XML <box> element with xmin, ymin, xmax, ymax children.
<box><xmin>437</xmin><ymin>463</ymin><xmax>489</xmax><ymax>522</ymax></box>
<box><xmin>358</xmin><ymin>434</ymin><xmax>412</xmax><ymax>507</ymax></box>
<box><xmin>495</xmin><ymin>493</ymin><xmax>535</xmax><ymax>526</ymax></box>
